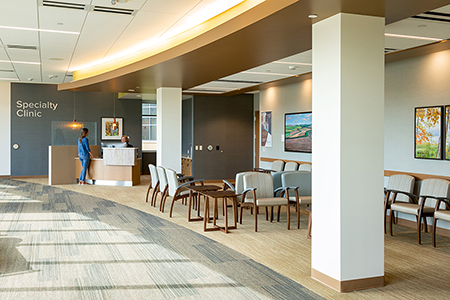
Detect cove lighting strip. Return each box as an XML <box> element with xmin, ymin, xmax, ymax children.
<box><xmin>242</xmin><ymin>71</ymin><xmax>296</xmax><ymax>76</ymax></box>
<box><xmin>385</xmin><ymin>33</ymin><xmax>443</xmax><ymax>41</ymax></box>
<box><xmin>273</xmin><ymin>61</ymin><xmax>312</xmax><ymax>66</ymax></box>
<box><xmin>0</xmin><ymin>25</ymin><xmax>79</xmax><ymax>35</ymax></box>
<box><xmin>0</xmin><ymin>60</ymin><xmax>40</xmax><ymax>65</ymax></box>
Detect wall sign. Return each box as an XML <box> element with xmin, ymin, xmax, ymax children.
<box><xmin>15</xmin><ymin>100</ymin><xmax>59</xmax><ymax>118</ymax></box>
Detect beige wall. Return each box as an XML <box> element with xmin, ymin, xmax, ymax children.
<box><xmin>0</xmin><ymin>82</ymin><xmax>10</xmax><ymax>176</ymax></box>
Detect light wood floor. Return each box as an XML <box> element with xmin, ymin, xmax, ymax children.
<box><xmin>20</xmin><ymin>176</ymin><xmax>450</xmax><ymax>299</ymax></box>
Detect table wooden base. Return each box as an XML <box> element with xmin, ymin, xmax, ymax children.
<box><xmin>202</xmin><ymin>191</ymin><xmax>238</xmax><ymax>234</ymax></box>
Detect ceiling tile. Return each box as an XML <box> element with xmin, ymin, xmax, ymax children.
<box><xmin>141</xmin><ymin>0</ymin><xmax>201</xmax><ymax>15</ymax></box>
<box><xmin>0</xmin><ymin>0</ymin><xmax>38</xmax><ymax>28</ymax></box>
<box><xmin>386</xmin><ymin>18</ymin><xmax>450</xmax><ymax>39</ymax></box>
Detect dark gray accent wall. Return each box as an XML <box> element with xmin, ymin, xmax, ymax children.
<box><xmin>182</xmin><ymin>98</ymin><xmax>193</xmax><ymax>156</ymax></box>
<box><xmin>10</xmin><ymin>83</ymin><xmax>142</xmax><ymax>176</ymax></box>
<box><xmin>192</xmin><ymin>94</ymin><xmax>253</xmax><ymax>180</ymax></box>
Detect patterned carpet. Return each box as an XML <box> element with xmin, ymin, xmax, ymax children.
<box><xmin>0</xmin><ymin>179</ymin><xmax>322</xmax><ymax>300</ymax></box>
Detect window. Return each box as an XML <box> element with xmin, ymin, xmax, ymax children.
<box><xmin>142</xmin><ymin>103</ymin><xmax>156</xmax><ymax>141</ymax></box>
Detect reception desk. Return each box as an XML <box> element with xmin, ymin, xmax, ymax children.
<box><xmin>75</xmin><ymin>148</ymin><xmax>140</xmax><ymax>186</ymax></box>
<box><xmin>48</xmin><ymin>145</ymin><xmax>140</xmax><ymax>186</ymax></box>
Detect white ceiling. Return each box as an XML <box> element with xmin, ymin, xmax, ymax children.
<box><xmin>0</xmin><ymin>0</ymin><xmax>450</xmax><ymax>94</ymax></box>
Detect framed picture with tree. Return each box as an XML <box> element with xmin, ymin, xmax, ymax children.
<box><xmin>415</xmin><ymin>106</ymin><xmax>443</xmax><ymax>160</ymax></box>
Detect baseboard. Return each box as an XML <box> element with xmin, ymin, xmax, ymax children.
<box><xmin>11</xmin><ymin>175</ymin><xmax>49</xmax><ymax>179</ymax></box>
<box><xmin>0</xmin><ymin>175</ymin><xmax>11</xmax><ymax>179</ymax></box>
<box><xmin>395</xmin><ymin>218</ymin><xmax>450</xmax><ymax>238</ymax></box>
<box><xmin>311</xmin><ymin>268</ymin><xmax>384</xmax><ymax>292</ymax></box>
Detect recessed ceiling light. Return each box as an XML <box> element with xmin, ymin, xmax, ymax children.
<box><xmin>385</xmin><ymin>33</ymin><xmax>442</xmax><ymax>41</ymax></box>
<box><xmin>0</xmin><ymin>60</ymin><xmax>40</xmax><ymax>65</ymax></box>
<box><xmin>0</xmin><ymin>25</ymin><xmax>79</xmax><ymax>35</ymax></box>
<box><xmin>49</xmin><ymin>58</ymin><xmax>64</xmax><ymax>61</ymax></box>
<box><xmin>57</xmin><ymin>22</ymin><xmax>64</xmax><ymax>26</ymax></box>
<box><xmin>417</xmin><ymin>24</ymin><xmax>427</xmax><ymax>28</ymax></box>
<box><xmin>128</xmin><ymin>89</ymin><xmax>135</xmax><ymax>92</ymax></box>
<box><xmin>308</xmin><ymin>14</ymin><xmax>318</xmax><ymax>19</ymax></box>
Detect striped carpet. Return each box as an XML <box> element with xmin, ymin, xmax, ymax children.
<box><xmin>0</xmin><ymin>179</ymin><xmax>322</xmax><ymax>300</ymax></box>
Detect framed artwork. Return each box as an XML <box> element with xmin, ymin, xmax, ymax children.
<box><xmin>261</xmin><ymin>111</ymin><xmax>272</xmax><ymax>147</ymax></box>
<box><xmin>101</xmin><ymin>117</ymin><xmax>123</xmax><ymax>140</ymax></box>
<box><xmin>415</xmin><ymin>106</ymin><xmax>442</xmax><ymax>160</ymax></box>
<box><xmin>445</xmin><ymin>106</ymin><xmax>450</xmax><ymax>160</ymax></box>
<box><xmin>285</xmin><ymin>112</ymin><xmax>312</xmax><ymax>153</ymax></box>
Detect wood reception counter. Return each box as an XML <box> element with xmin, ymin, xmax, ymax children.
<box><xmin>49</xmin><ymin>145</ymin><xmax>141</xmax><ymax>186</ymax></box>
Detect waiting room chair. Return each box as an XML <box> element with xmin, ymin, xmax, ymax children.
<box><xmin>280</xmin><ymin>171</ymin><xmax>312</xmax><ymax>229</ymax></box>
<box><xmin>164</xmin><ymin>168</ymin><xmax>203</xmax><ymax>217</ymax></box>
<box><xmin>271</xmin><ymin>160</ymin><xmax>285</xmax><ymax>172</ymax></box>
<box><xmin>390</xmin><ymin>178</ymin><xmax>450</xmax><ymax>244</ymax></box>
<box><xmin>432</xmin><ymin>196</ymin><xmax>450</xmax><ymax>247</ymax></box>
<box><xmin>156</xmin><ymin>166</ymin><xmax>169</xmax><ymax>211</ymax></box>
<box><xmin>298</xmin><ymin>164</ymin><xmax>312</xmax><ymax>172</ymax></box>
<box><xmin>284</xmin><ymin>162</ymin><xmax>299</xmax><ymax>171</ymax></box>
<box><xmin>146</xmin><ymin>164</ymin><xmax>160</xmax><ymax>206</ymax></box>
<box><xmin>384</xmin><ymin>174</ymin><xmax>415</xmax><ymax>234</ymax></box>
<box><xmin>241</xmin><ymin>172</ymin><xmax>290</xmax><ymax>232</ymax></box>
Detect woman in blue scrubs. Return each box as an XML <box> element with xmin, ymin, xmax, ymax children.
<box><xmin>78</xmin><ymin>128</ymin><xmax>93</xmax><ymax>185</ymax></box>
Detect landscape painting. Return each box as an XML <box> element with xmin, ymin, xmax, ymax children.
<box><xmin>285</xmin><ymin>112</ymin><xmax>312</xmax><ymax>153</ymax></box>
<box><xmin>415</xmin><ymin>106</ymin><xmax>442</xmax><ymax>160</ymax></box>
<box><xmin>446</xmin><ymin>106</ymin><xmax>450</xmax><ymax>160</ymax></box>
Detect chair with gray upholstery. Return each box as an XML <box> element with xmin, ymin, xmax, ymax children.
<box><xmin>280</xmin><ymin>171</ymin><xmax>312</xmax><ymax>229</ymax></box>
<box><xmin>241</xmin><ymin>172</ymin><xmax>290</xmax><ymax>232</ymax></box>
<box><xmin>271</xmin><ymin>160</ymin><xmax>285</xmax><ymax>172</ymax></box>
<box><xmin>390</xmin><ymin>178</ymin><xmax>450</xmax><ymax>244</ymax></box>
<box><xmin>298</xmin><ymin>164</ymin><xmax>312</xmax><ymax>172</ymax></box>
<box><xmin>146</xmin><ymin>164</ymin><xmax>160</xmax><ymax>206</ymax></box>
<box><xmin>432</xmin><ymin>196</ymin><xmax>450</xmax><ymax>247</ymax></box>
<box><xmin>384</xmin><ymin>174</ymin><xmax>415</xmax><ymax>234</ymax></box>
<box><xmin>156</xmin><ymin>166</ymin><xmax>169</xmax><ymax>211</ymax></box>
<box><xmin>284</xmin><ymin>162</ymin><xmax>299</xmax><ymax>171</ymax></box>
<box><xmin>164</xmin><ymin>168</ymin><xmax>203</xmax><ymax>217</ymax></box>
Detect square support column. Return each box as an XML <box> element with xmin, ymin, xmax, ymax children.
<box><xmin>311</xmin><ymin>13</ymin><xmax>385</xmax><ymax>292</ymax></box>
<box><xmin>157</xmin><ymin>87</ymin><xmax>182</xmax><ymax>172</ymax></box>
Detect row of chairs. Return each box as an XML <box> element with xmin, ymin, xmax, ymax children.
<box><xmin>385</xmin><ymin>174</ymin><xmax>450</xmax><ymax>247</ymax></box>
<box><xmin>146</xmin><ymin>164</ymin><xmax>203</xmax><ymax>217</ymax></box>
<box><xmin>224</xmin><ymin>171</ymin><xmax>312</xmax><ymax>232</ymax></box>
<box><xmin>145</xmin><ymin>164</ymin><xmax>312</xmax><ymax>232</ymax></box>
<box><xmin>271</xmin><ymin>160</ymin><xmax>312</xmax><ymax>172</ymax></box>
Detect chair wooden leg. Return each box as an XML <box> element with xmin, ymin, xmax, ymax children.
<box><xmin>277</xmin><ymin>206</ymin><xmax>281</xmax><ymax>222</ymax></box>
<box><xmin>151</xmin><ymin>182</ymin><xmax>160</xmax><ymax>206</ymax></box>
<box><xmin>254</xmin><ymin>204</ymin><xmax>258</xmax><ymax>232</ymax></box>
<box><xmin>270</xmin><ymin>206</ymin><xmax>273</xmax><ymax>222</ymax></box>
<box><xmin>265</xmin><ymin>207</ymin><xmax>268</xmax><ymax>220</ymax></box>
<box><xmin>296</xmin><ymin>202</ymin><xmax>300</xmax><ymax>229</ymax></box>
<box><xmin>145</xmin><ymin>184</ymin><xmax>152</xmax><ymax>203</ymax></box>
<box><xmin>390</xmin><ymin>209</ymin><xmax>394</xmax><ymax>236</ymax></box>
<box><xmin>417</xmin><ymin>213</ymin><xmax>422</xmax><ymax>245</ymax></box>
<box><xmin>169</xmin><ymin>198</ymin><xmax>176</xmax><ymax>217</ymax></box>
<box><xmin>432</xmin><ymin>217</ymin><xmax>438</xmax><ymax>247</ymax></box>
<box><xmin>287</xmin><ymin>203</ymin><xmax>290</xmax><ymax>230</ymax></box>
<box><xmin>240</xmin><ymin>205</ymin><xmax>244</xmax><ymax>224</ymax></box>
<box><xmin>423</xmin><ymin>216</ymin><xmax>428</xmax><ymax>233</ymax></box>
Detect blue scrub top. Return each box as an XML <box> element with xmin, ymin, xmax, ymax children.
<box><xmin>78</xmin><ymin>137</ymin><xmax>91</xmax><ymax>156</ymax></box>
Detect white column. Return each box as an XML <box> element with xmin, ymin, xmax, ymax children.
<box><xmin>311</xmin><ymin>13</ymin><xmax>385</xmax><ymax>292</ymax></box>
<box><xmin>157</xmin><ymin>87</ymin><xmax>182</xmax><ymax>172</ymax></box>
<box><xmin>0</xmin><ymin>82</ymin><xmax>11</xmax><ymax>176</ymax></box>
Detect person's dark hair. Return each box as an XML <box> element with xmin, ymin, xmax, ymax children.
<box><xmin>79</xmin><ymin>128</ymin><xmax>89</xmax><ymax>143</ymax></box>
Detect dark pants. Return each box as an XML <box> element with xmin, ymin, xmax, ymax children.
<box><xmin>79</xmin><ymin>155</ymin><xmax>90</xmax><ymax>182</ymax></box>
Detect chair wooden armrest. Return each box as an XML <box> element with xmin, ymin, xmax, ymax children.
<box><xmin>222</xmin><ymin>180</ymin><xmax>236</xmax><ymax>192</ymax></box>
<box><xmin>388</xmin><ymin>189</ymin><xmax>418</xmax><ymax>204</ymax></box>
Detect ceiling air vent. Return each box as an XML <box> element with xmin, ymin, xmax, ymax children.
<box><xmin>7</xmin><ymin>44</ymin><xmax>38</xmax><ymax>50</ymax></box>
<box><xmin>93</xmin><ymin>6</ymin><xmax>134</xmax><ymax>15</ymax></box>
<box><xmin>385</xmin><ymin>48</ymin><xmax>398</xmax><ymax>54</ymax></box>
<box><xmin>0</xmin><ymin>69</ymin><xmax>14</xmax><ymax>72</ymax></box>
<box><xmin>411</xmin><ymin>11</ymin><xmax>450</xmax><ymax>23</ymax></box>
<box><xmin>42</xmin><ymin>0</ymin><xmax>86</xmax><ymax>10</ymax></box>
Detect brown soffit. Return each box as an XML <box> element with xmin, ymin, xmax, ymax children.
<box><xmin>58</xmin><ymin>0</ymin><xmax>450</xmax><ymax>94</ymax></box>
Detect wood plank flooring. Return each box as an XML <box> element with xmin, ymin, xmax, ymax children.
<box><xmin>20</xmin><ymin>176</ymin><xmax>450</xmax><ymax>299</ymax></box>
